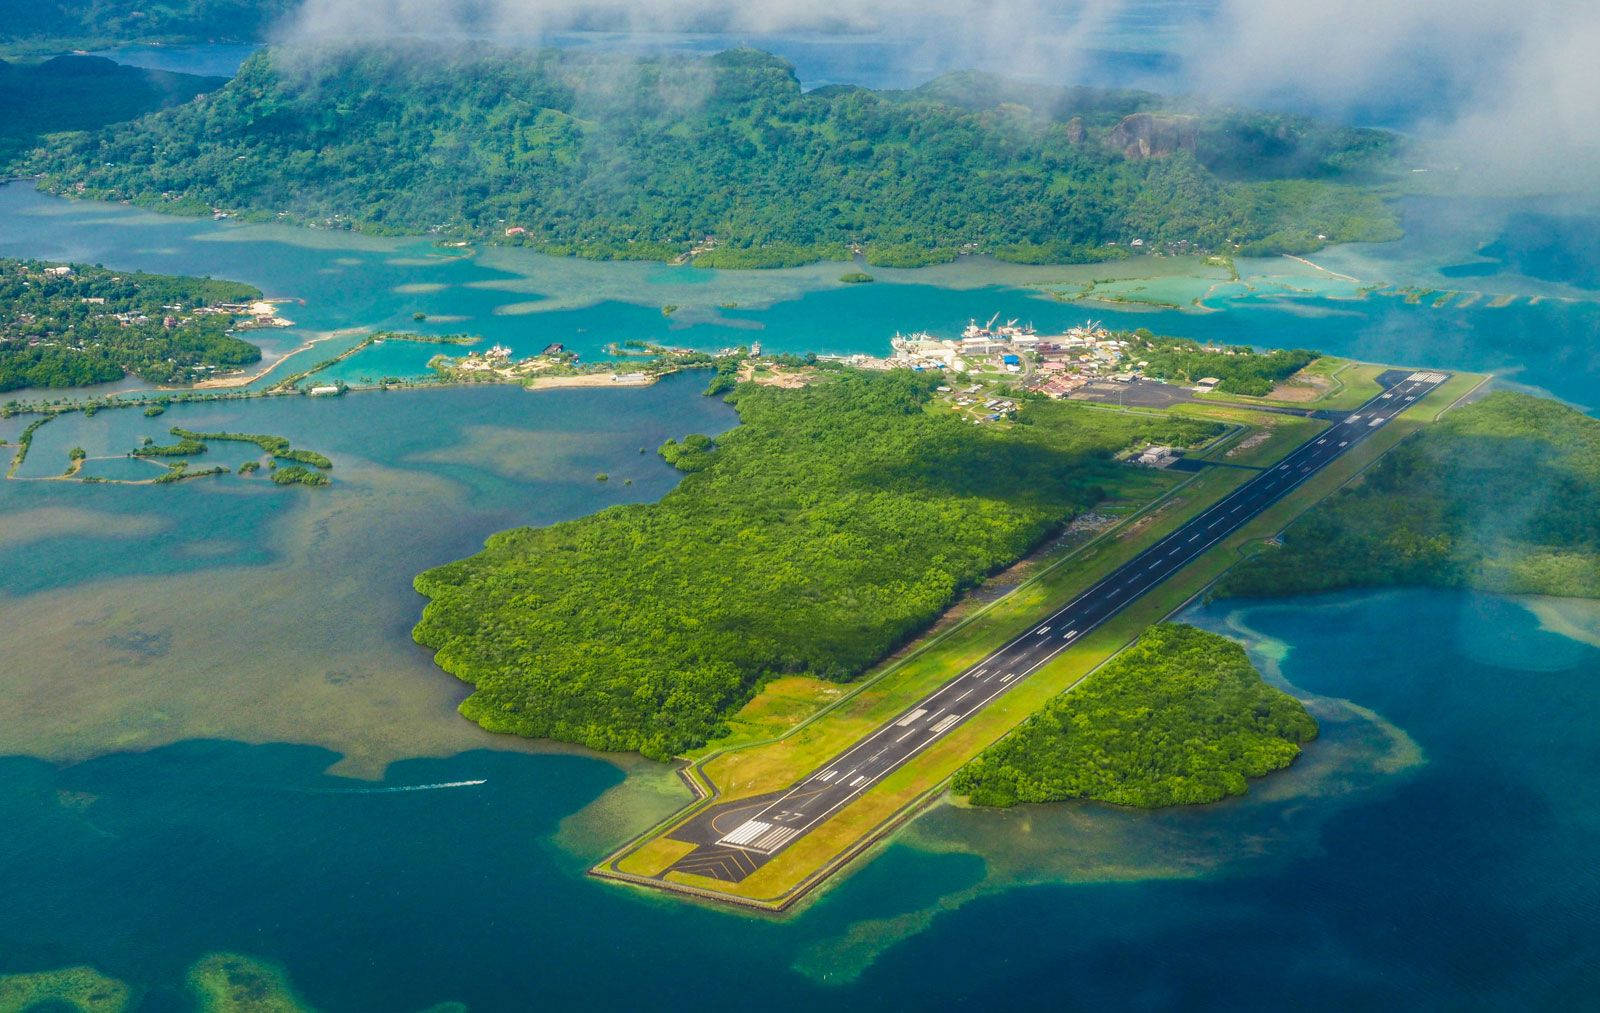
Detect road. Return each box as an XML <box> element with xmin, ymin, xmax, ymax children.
<box><xmin>666</xmin><ymin>370</ymin><xmax>1450</xmax><ymax>883</ymax></box>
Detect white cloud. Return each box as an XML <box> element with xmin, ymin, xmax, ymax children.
<box><xmin>274</xmin><ymin>0</ymin><xmax>1600</xmax><ymax>195</ymax></box>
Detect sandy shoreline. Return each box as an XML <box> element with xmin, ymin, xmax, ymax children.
<box><xmin>191</xmin><ymin>327</ymin><xmax>371</xmax><ymax>389</ymax></box>
<box><xmin>522</xmin><ymin>372</ymin><xmax>657</xmax><ymax>391</ymax></box>
<box><xmin>1282</xmin><ymin>254</ymin><xmax>1361</xmax><ymax>284</ymax></box>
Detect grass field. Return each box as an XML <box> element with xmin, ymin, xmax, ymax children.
<box><xmin>1198</xmin><ymin>357</ymin><xmax>1389</xmax><ymax>413</ymax></box>
<box><xmin>595</xmin><ymin>366</ymin><xmax>1489</xmax><ymax>910</ymax></box>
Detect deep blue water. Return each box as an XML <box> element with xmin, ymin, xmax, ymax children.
<box><xmin>3</xmin><ymin>589</ymin><xmax>1595</xmax><ymax>1008</ymax></box>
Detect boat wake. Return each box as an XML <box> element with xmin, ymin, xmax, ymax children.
<box><xmin>302</xmin><ymin>779</ymin><xmax>488</xmax><ymax>795</ymax></box>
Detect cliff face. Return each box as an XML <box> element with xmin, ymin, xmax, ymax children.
<box><xmin>1106</xmin><ymin>113</ymin><xmax>1197</xmax><ymax>160</ymax></box>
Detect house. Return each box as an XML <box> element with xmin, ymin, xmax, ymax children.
<box><xmin>1194</xmin><ymin>376</ymin><xmax>1222</xmax><ymax>392</ymax></box>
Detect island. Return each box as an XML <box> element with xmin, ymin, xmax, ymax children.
<box><xmin>22</xmin><ymin>47</ymin><xmax>1401</xmax><ymax>266</ymax></box>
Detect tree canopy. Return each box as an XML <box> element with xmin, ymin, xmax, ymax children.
<box><xmin>413</xmin><ymin>369</ymin><xmax>1221</xmax><ymax>758</ymax></box>
<box><xmin>24</xmin><ymin>46</ymin><xmax>1401</xmax><ymax>264</ymax></box>
<box><xmin>0</xmin><ymin>258</ymin><xmax>261</xmax><ymax>391</ymax></box>
<box><xmin>952</xmin><ymin>623</ymin><xmax>1317</xmax><ymax>808</ymax></box>
<box><xmin>1219</xmin><ymin>392</ymin><xmax>1600</xmax><ymax>600</ymax></box>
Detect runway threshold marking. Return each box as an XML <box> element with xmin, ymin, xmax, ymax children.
<box><xmin>678</xmin><ymin>372</ymin><xmax>1450</xmax><ymax>870</ymax></box>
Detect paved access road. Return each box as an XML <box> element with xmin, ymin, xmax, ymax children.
<box><xmin>668</xmin><ymin>371</ymin><xmax>1451</xmax><ymax>883</ymax></box>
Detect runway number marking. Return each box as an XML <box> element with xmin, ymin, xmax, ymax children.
<box><xmin>697</xmin><ymin>375</ymin><xmax>1455</xmax><ymax>866</ymax></box>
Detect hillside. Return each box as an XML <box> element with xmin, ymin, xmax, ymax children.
<box><xmin>1218</xmin><ymin>392</ymin><xmax>1600</xmax><ymax>600</ymax></box>
<box><xmin>0</xmin><ymin>0</ymin><xmax>292</xmax><ymax>51</ymax></box>
<box><xmin>23</xmin><ymin>46</ymin><xmax>1402</xmax><ymax>266</ymax></box>
<box><xmin>0</xmin><ymin>55</ymin><xmax>224</xmax><ymax>166</ymax></box>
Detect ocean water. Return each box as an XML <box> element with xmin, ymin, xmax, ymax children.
<box><xmin>87</xmin><ymin>2</ymin><xmax>1207</xmax><ymax>93</ymax></box>
<box><xmin>3</xmin><ymin>184</ymin><xmax>1598</xmax><ymax>409</ymax></box>
<box><xmin>0</xmin><ymin>373</ymin><xmax>738</xmax><ymax>772</ymax></box>
<box><xmin>4</xmin><ymin>109</ymin><xmax>1600</xmax><ymax>1007</ymax></box>
<box><xmin>3</xmin><ymin>589</ymin><xmax>1595</xmax><ymax>1008</ymax></box>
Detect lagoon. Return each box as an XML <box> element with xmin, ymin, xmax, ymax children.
<box><xmin>3</xmin><ymin>175</ymin><xmax>1600</xmax><ymax>1007</ymax></box>
<box><xmin>2</xmin><ymin>183</ymin><xmax>1598</xmax><ymax>410</ymax></box>
<box><xmin>3</xmin><ymin>587</ymin><xmax>1595</xmax><ymax>1008</ymax></box>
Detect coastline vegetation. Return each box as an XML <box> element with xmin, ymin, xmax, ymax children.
<box><xmin>413</xmin><ymin>369</ymin><xmax>1221</xmax><ymax>758</ymax></box>
<box><xmin>952</xmin><ymin>623</ymin><xmax>1317</xmax><ymax>808</ymax></box>
<box><xmin>25</xmin><ymin>47</ymin><xmax>1401</xmax><ymax>267</ymax></box>
<box><xmin>0</xmin><ymin>258</ymin><xmax>262</xmax><ymax>391</ymax></box>
<box><xmin>170</xmin><ymin>427</ymin><xmax>333</xmax><ymax>469</ymax></box>
<box><xmin>154</xmin><ymin>462</ymin><xmax>230</xmax><ymax>483</ymax></box>
<box><xmin>133</xmin><ymin>436</ymin><xmax>207</xmax><ymax>457</ymax></box>
<box><xmin>1219</xmin><ymin>392</ymin><xmax>1600</xmax><ymax>600</ymax></box>
<box><xmin>1129</xmin><ymin>330</ymin><xmax>1319</xmax><ymax>396</ymax></box>
<box><xmin>270</xmin><ymin>465</ymin><xmax>330</xmax><ymax>487</ymax></box>
<box><xmin>7</xmin><ymin>414</ymin><xmax>51</xmax><ymax>475</ymax></box>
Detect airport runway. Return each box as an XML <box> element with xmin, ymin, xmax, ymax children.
<box><xmin>667</xmin><ymin>371</ymin><xmax>1451</xmax><ymax>883</ymax></box>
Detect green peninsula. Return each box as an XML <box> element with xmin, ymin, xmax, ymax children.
<box><xmin>26</xmin><ymin>46</ymin><xmax>1400</xmax><ymax>264</ymax></box>
<box><xmin>0</xmin><ymin>258</ymin><xmax>263</xmax><ymax>391</ymax></box>
<box><xmin>952</xmin><ymin>623</ymin><xmax>1317</xmax><ymax>808</ymax></box>
<box><xmin>413</xmin><ymin>369</ymin><xmax>1220</xmax><ymax>758</ymax></box>
<box><xmin>1220</xmin><ymin>392</ymin><xmax>1600</xmax><ymax>600</ymax></box>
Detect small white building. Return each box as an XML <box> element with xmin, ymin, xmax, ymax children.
<box><xmin>1137</xmin><ymin>446</ymin><xmax>1177</xmax><ymax>467</ymax></box>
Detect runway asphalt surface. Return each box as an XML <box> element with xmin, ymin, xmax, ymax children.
<box><xmin>668</xmin><ymin>371</ymin><xmax>1451</xmax><ymax>883</ymax></box>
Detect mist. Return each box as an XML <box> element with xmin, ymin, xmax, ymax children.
<box><xmin>274</xmin><ymin>0</ymin><xmax>1600</xmax><ymax>197</ymax></box>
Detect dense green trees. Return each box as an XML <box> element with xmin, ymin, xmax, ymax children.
<box><xmin>1219</xmin><ymin>393</ymin><xmax>1600</xmax><ymax>599</ymax></box>
<box><xmin>270</xmin><ymin>465</ymin><xmax>329</xmax><ymax>486</ymax></box>
<box><xmin>0</xmin><ymin>0</ymin><xmax>294</xmax><ymax>49</ymax></box>
<box><xmin>24</xmin><ymin>46</ymin><xmax>1401</xmax><ymax>265</ymax></box>
<box><xmin>413</xmin><ymin>370</ymin><xmax>1221</xmax><ymax>758</ymax></box>
<box><xmin>1129</xmin><ymin>331</ymin><xmax>1318</xmax><ymax>395</ymax></box>
<box><xmin>170</xmin><ymin>427</ymin><xmax>333</xmax><ymax>468</ymax></box>
<box><xmin>952</xmin><ymin>623</ymin><xmax>1317</xmax><ymax>808</ymax></box>
<box><xmin>0</xmin><ymin>56</ymin><xmax>223</xmax><ymax>167</ymax></box>
<box><xmin>0</xmin><ymin>259</ymin><xmax>262</xmax><ymax>391</ymax></box>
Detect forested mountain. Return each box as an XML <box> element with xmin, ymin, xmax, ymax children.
<box><xmin>0</xmin><ymin>0</ymin><xmax>293</xmax><ymax>51</ymax></box>
<box><xmin>0</xmin><ymin>55</ymin><xmax>223</xmax><ymax>165</ymax></box>
<box><xmin>22</xmin><ymin>46</ymin><xmax>1403</xmax><ymax>266</ymax></box>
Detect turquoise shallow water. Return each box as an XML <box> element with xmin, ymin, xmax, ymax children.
<box><xmin>4</xmin><ymin>160</ymin><xmax>1600</xmax><ymax>1007</ymax></box>
<box><xmin>2</xmin><ymin>183</ymin><xmax>1598</xmax><ymax>409</ymax></box>
<box><xmin>2</xmin><ymin>590</ymin><xmax>1595</xmax><ymax>1008</ymax></box>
